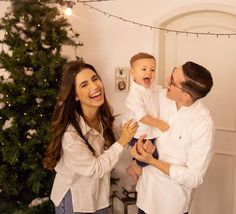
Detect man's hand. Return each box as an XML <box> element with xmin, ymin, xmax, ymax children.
<box><xmin>130</xmin><ymin>135</ymin><xmax>171</xmax><ymax>176</ymax></box>
<box><xmin>130</xmin><ymin>136</ymin><xmax>154</xmax><ymax>164</ymax></box>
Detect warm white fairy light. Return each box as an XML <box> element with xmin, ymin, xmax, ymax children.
<box><xmin>78</xmin><ymin>2</ymin><xmax>236</xmax><ymax>38</ymax></box>
<box><xmin>64</xmin><ymin>1</ymin><xmax>74</xmax><ymax>16</ymax></box>
<box><xmin>1</xmin><ymin>0</ymin><xmax>234</xmax><ymax>38</ymax></box>
<box><xmin>64</xmin><ymin>7</ymin><xmax>73</xmax><ymax>16</ymax></box>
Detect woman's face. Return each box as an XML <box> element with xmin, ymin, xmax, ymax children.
<box><xmin>75</xmin><ymin>68</ymin><xmax>104</xmax><ymax>110</ymax></box>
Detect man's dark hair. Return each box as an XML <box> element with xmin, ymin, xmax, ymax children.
<box><xmin>181</xmin><ymin>61</ymin><xmax>213</xmax><ymax>100</ymax></box>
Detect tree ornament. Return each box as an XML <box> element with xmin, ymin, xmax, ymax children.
<box><xmin>2</xmin><ymin>117</ymin><xmax>14</xmax><ymax>130</ymax></box>
<box><xmin>35</xmin><ymin>97</ymin><xmax>43</xmax><ymax>104</ymax></box>
<box><xmin>24</xmin><ymin>67</ymin><xmax>34</xmax><ymax>76</ymax></box>
<box><xmin>0</xmin><ymin>102</ymin><xmax>6</xmax><ymax>109</ymax></box>
<box><xmin>26</xmin><ymin>129</ymin><xmax>37</xmax><ymax>139</ymax></box>
<box><xmin>29</xmin><ymin>26</ymin><xmax>36</xmax><ymax>32</ymax></box>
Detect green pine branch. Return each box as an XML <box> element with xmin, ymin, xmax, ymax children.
<box><xmin>0</xmin><ymin>1</ymin><xmax>82</xmax><ymax>212</ymax></box>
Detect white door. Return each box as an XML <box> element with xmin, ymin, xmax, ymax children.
<box><xmin>156</xmin><ymin>10</ymin><xmax>236</xmax><ymax>214</ymax></box>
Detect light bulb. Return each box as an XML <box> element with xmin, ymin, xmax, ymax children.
<box><xmin>64</xmin><ymin>7</ymin><xmax>73</xmax><ymax>16</ymax></box>
<box><xmin>64</xmin><ymin>1</ymin><xmax>74</xmax><ymax>16</ymax></box>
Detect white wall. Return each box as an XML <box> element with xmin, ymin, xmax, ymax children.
<box><xmin>63</xmin><ymin>0</ymin><xmax>236</xmax><ymax>115</ymax></box>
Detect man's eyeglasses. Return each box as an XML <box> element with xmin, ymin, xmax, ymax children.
<box><xmin>169</xmin><ymin>68</ymin><xmax>194</xmax><ymax>98</ymax></box>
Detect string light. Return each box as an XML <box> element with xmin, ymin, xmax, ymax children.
<box><xmin>0</xmin><ymin>0</ymin><xmax>235</xmax><ymax>38</ymax></box>
<box><xmin>64</xmin><ymin>7</ymin><xmax>73</xmax><ymax>16</ymax></box>
<box><xmin>64</xmin><ymin>1</ymin><xmax>74</xmax><ymax>16</ymax></box>
<box><xmin>78</xmin><ymin>2</ymin><xmax>236</xmax><ymax>38</ymax></box>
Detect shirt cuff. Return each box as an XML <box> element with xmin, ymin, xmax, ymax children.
<box><xmin>112</xmin><ymin>142</ymin><xmax>125</xmax><ymax>152</ymax></box>
<box><xmin>169</xmin><ymin>164</ymin><xmax>185</xmax><ymax>183</ymax></box>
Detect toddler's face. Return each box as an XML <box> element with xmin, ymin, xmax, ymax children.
<box><xmin>131</xmin><ymin>58</ymin><xmax>156</xmax><ymax>88</ymax></box>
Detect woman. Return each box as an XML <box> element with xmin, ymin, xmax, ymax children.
<box><xmin>43</xmin><ymin>61</ymin><xmax>138</xmax><ymax>214</ymax></box>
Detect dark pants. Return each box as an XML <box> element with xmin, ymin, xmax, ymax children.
<box><xmin>138</xmin><ymin>208</ymin><xmax>188</xmax><ymax>214</ymax></box>
<box><xmin>129</xmin><ymin>137</ymin><xmax>158</xmax><ymax>167</ymax></box>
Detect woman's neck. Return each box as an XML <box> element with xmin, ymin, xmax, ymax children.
<box><xmin>83</xmin><ymin>109</ymin><xmax>101</xmax><ymax>132</ymax></box>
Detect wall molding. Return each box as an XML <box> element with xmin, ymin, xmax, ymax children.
<box><xmin>153</xmin><ymin>3</ymin><xmax>236</xmax><ymax>84</ymax></box>
<box><xmin>154</xmin><ymin>3</ymin><xmax>236</xmax><ymax>26</ymax></box>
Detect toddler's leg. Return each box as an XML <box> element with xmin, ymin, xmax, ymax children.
<box><xmin>126</xmin><ymin>160</ymin><xmax>142</xmax><ymax>183</ymax></box>
<box><xmin>131</xmin><ymin>159</ymin><xmax>142</xmax><ymax>176</ymax></box>
<box><xmin>126</xmin><ymin>164</ymin><xmax>139</xmax><ymax>183</ymax></box>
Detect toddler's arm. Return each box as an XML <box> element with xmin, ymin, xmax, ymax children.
<box><xmin>140</xmin><ymin>114</ymin><xmax>169</xmax><ymax>132</ymax></box>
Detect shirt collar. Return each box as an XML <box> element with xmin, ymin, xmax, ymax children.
<box><xmin>178</xmin><ymin>99</ymin><xmax>200</xmax><ymax>112</ymax></box>
<box><xmin>77</xmin><ymin>114</ymin><xmax>103</xmax><ymax>136</ymax></box>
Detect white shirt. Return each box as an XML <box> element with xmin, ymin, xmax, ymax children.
<box><xmin>50</xmin><ymin>118</ymin><xmax>124</xmax><ymax>212</ymax></box>
<box><xmin>125</xmin><ymin>80</ymin><xmax>160</xmax><ymax>139</ymax></box>
<box><xmin>136</xmin><ymin>88</ymin><xmax>215</xmax><ymax>214</ymax></box>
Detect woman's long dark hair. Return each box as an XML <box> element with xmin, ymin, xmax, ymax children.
<box><xmin>43</xmin><ymin>61</ymin><xmax>115</xmax><ymax>170</ymax></box>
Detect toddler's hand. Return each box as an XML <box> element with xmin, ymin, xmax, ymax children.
<box><xmin>130</xmin><ymin>137</ymin><xmax>153</xmax><ymax>164</ymax></box>
<box><xmin>157</xmin><ymin>120</ymin><xmax>169</xmax><ymax>132</ymax></box>
<box><xmin>143</xmin><ymin>140</ymin><xmax>155</xmax><ymax>154</ymax></box>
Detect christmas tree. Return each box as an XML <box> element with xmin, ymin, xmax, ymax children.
<box><xmin>0</xmin><ymin>0</ymin><xmax>82</xmax><ymax>213</ymax></box>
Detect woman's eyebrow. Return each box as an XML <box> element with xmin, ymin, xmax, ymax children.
<box><xmin>79</xmin><ymin>80</ymin><xmax>88</xmax><ymax>86</ymax></box>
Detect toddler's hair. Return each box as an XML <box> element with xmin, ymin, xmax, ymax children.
<box><xmin>130</xmin><ymin>52</ymin><xmax>156</xmax><ymax>67</ymax></box>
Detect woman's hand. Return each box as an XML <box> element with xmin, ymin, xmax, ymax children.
<box><xmin>130</xmin><ymin>136</ymin><xmax>154</xmax><ymax>164</ymax></box>
<box><xmin>118</xmin><ymin>120</ymin><xmax>138</xmax><ymax>147</ymax></box>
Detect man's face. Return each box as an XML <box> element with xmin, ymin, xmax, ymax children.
<box><xmin>166</xmin><ymin>66</ymin><xmax>187</xmax><ymax>102</ymax></box>
<box><xmin>130</xmin><ymin>58</ymin><xmax>156</xmax><ymax>88</ymax></box>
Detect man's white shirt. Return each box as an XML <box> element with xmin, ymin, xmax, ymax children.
<box><xmin>136</xmin><ymin>88</ymin><xmax>215</xmax><ymax>214</ymax></box>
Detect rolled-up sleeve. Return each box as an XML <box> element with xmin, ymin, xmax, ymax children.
<box><xmin>169</xmin><ymin>119</ymin><xmax>215</xmax><ymax>188</ymax></box>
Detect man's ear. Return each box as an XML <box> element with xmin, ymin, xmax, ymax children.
<box><xmin>183</xmin><ymin>92</ymin><xmax>192</xmax><ymax>101</ymax></box>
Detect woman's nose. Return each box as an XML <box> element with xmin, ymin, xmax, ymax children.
<box><xmin>90</xmin><ymin>81</ymin><xmax>99</xmax><ymax>89</ymax></box>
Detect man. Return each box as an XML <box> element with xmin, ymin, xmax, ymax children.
<box><xmin>131</xmin><ymin>61</ymin><xmax>215</xmax><ymax>214</ymax></box>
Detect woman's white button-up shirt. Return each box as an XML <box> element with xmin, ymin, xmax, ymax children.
<box><xmin>50</xmin><ymin>118</ymin><xmax>124</xmax><ymax>212</ymax></box>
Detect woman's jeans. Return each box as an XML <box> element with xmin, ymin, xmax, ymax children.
<box><xmin>55</xmin><ymin>190</ymin><xmax>109</xmax><ymax>214</ymax></box>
